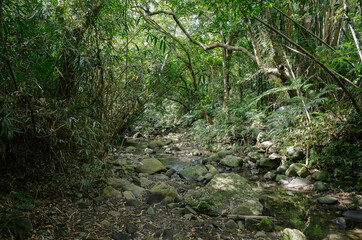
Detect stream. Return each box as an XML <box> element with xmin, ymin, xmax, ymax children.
<box><xmin>123</xmin><ymin>131</ymin><xmax>362</xmax><ymax>240</ymax></box>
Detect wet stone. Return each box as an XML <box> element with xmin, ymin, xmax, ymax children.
<box><xmin>317</xmin><ymin>196</ymin><xmax>338</xmax><ymax>205</ymax></box>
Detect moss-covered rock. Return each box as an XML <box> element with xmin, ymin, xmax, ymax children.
<box><xmin>220</xmin><ymin>155</ymin><xmax>243</xmax><ymax>167</ymax></box>
<box><xmin>183</xmin><ymin>173</ymin><xmax>262</xmax><ymax>216</ymax></box>
<box><xmin>102</xmin><ymin>186</ymin><xmax>121</xmax><ymax>199</ymax></box>
<box><xmin>258</xmin><ymin>218</ymin><xmax>275</xmax><ymax>232</ymax></box>
<box><xmin>283</xmin><ymin>228</ymin><xmax>307</xmax><ymax>240</ymax></box>
<box><xmin>148</xmin><ymin>140</ymin><xmax>165</xmax><ymax>149</ymax></box>
<box><xmin>136</xmin><ymin>158</ymin><xmax>166</xmax><ymax>174</ymax></box>
<box><xmin>180</xmin><ymin>164</ymin><xmax>208</xmax><ymax>180</ymax></box>
<box><xmin>150</xmin><ymin>182</ymin><xmax>178</xmax><ymax>202</ymax></box>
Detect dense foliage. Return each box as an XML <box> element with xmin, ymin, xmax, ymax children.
<box><xmin>1</xmin><ymin>0</ymin><xmax>361</xmax><ymax>188</ymax></box>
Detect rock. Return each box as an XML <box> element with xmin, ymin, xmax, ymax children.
<box><xmin>269</xmin><ymin>153</ymin><xmax>282</xmax><ymax>161</ymax></box>
<box><xmin>287</xmin><ymin>177</ymin><xmax>310</xmax><ymax>188</ymax></box>
<box><xmin>255</xmin><ymin>231</ymin><xmax>267</xmax><ymax>238</ymax></box>
<box><xmin>285</xmin><ymin>163</ymin><xmax>305</xmax><ymax>177</ymax></box>
<box><xmin>147</xmin><ymin>140</ymin><xmax>164</xmax><ymax>149</ymax></box>
<box><xmin>125</xmin><ymin>222</ymin><xmax>138</xmax><ymax>234</ymax></box>
<box><xmin>217</xmin><ymin>150</ymin><xmax>233</xmax><ymax>158</ymax></box>
<box><xmin>150</xmin><ymin>182</ymin><xmax>178</xmax><ymax>202</ymax></box>
<box><xmin>313</xmin><ymin>181</ymin><xmax>328</xmax><ymax>192</ymax></box>
<box><xmin>123</xmin><ymin>191</ymin><xmax>136</xmax><ymax>200</ymax></box>
<box><xmin>133</xmin><ymin>132</ymin><xmax>143</xmax><ymax>138</ymax></box>
<box><xmin>113</xmin><ymin>158</ymin><xmax>127</xmax><ymax>166</ymax></box>
<box><xmin>238</xmin><ymin>221</ymin><xmax>245</xmax><ymax>230</ymax></box>
<box><xmin>206</xmin><ymin>164</ymin><xmax>219</xmax><ymax>176</ymax></box>
<box><xmin>331</xmin><ymin>217</ymin><xmax>346</xmax><ymax>228</ymax></box>
<box><xmin>154</xmin><ymin>174</ymin><xmax>169</xmax><ymax>181</ymax></box>
<box><xmin>312</xmin><ymin>171</ymin><xmax>328</xmax><ymax>181</ymax></box>
<box><xmin>144</xmin><ymin>148</ymin><xmax>154</xmax><ymax>154</ymax></box>
<box><xmin>246</xmin><ymin>152</ymin><xmax>263</xmax><ymax>163</ymax></box>
<box><xmin>191</xmin><ymin>149</ymin><xmax>202</xmax><ymax>156</ymax></box>
<box><xmin>147</xmin><ymin>206</ymin><xmax>155</xmax><ymax>215</ymax></box>
<box><xmin>125</xmin><ymin>146</ymin><xmax>137</xmax><ymax>153</ymax></box>
<box><xmin>342</xmin><ymin>210</ymin><xmax>362</xmax><ymax>221</ymax></box>
<box><xmin>107</xmin><ymin>178</ymin><xmax>145</xmax><ymax>197</ymax></box>
<box><xmin>146</xmin><ymin>192</ymin><xmax>165</xmax><ymax>204</ymax></box>
<box><xmin>102</xmin><ymin>186</ymin><xmax>122</xmax><ymax>199</ymax></box>
<box><xmin>286</xmin><ymin>146</ymin><xmax>295</xmax><ymax>156</ymax></box>
<box><xmin>220</xmin><ymin>155</ymin><xmax>243</xmax><ymax>167</ymax></box>
<box><xmin>261</xmin><ymin>141</ymin><xmax>274</xmax><ymax>149</ymax></box>
<box><xmin>231</xmin><ymin>200</ymin><xmax>263</xmax><ymax>216</ymax></box>
<box><xmin>283</xmin><ymin>228</ymin><xmax>307</xmax><ymax>240</ymax></box>
<box><xmin>225</xmin><ymin>220</ymin><xmax>238</xmax><ymax>230</ymax></box>
<box><xmin>297</xmin><ymin>166</ymin><xmax>310</xmax><ymax>178</ymax></box>
<box><xmin>317</xmin><ymin>196</ymin><xmax>338</xmax><ymax>205</ymax></box>
<box><xmin>258</xmin><ymin>219</ymin><xmax>275</xmax><ymax>232</ymax></box>
<box><xmin>325</xmin><ymin>233</ymin><xmax>350</xmax><ymax>240</ymax></box>
<box><xmin>276</xmin><ymin>174</ymin><xmax>288</xmax><ymax>182</ymax></box>
<box><xmin>180</xmin><ymin>164</ymin><xmax>208</xmax><ymax>180</ymax></box>
<box><xmin>259</xmin><ymin>157</ymin><xmax>279</xmax><ymax>168</ymax></box>
<box><xmin>277</xmin><ymin>164</ymin><xmax>289</xmax><ymax>174</ymax></box>
<box><xmin>184</xmin><ymin>205</ymin><xmax>197</xmax><ymax>215</ymax></box>
<box><xmin>139</xmin><ymin>177</ymin><xmax>153</xmax><ymax>187</ymax></box>
<box><xmin>100</xmin><ymin>220</ymin><xmax>111</xmax><ymax>228</ymax></box>
<box><xmin>184</xmin><ymin>173</ymin><xmax>262</xmax><ymax>216</ymax></box>
<box><xmin>263</xmin><ymin>171</ymin><xmax>276</xmax><ymax>181</ymax></box>
<box><xmin>290</xmin><ymin>151</ymin><xmax>305</xmax><ymax>162</ymax></box>
<box><xmin>136</xmin><ymin>158</ymin><xmax>166</xmax><ymax>174</ymax></box>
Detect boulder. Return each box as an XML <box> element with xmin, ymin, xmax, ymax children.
<box><xmin>317</xmin><ymin>196</ymin><xmax>338</xmax><ymax>205</ymax></box>
<box><xmin>297</xmin><ymin>166</ymin><xmax>310</xmax><ymax>178</ymax></box>
<box><xmin>220</xmin><ymin>155</ymin><xmax>243</xmax><ymax>167</ymax></box>
<box><xmin>277</xmin><ymin>164</ymin><xmax>289</xmax><ymax>174</ymax></box>
<box><xmin>136</xmin><ymin>158</ymin><xmax>166</xmax><ymax>174</ymax></box>
<box><xmin>150</xmin><ymin>182</ymin><xmax>178</xmax><ymax>203</ymax></box>
<box><xmin>290</xmin><ymin>151</ymin><xmax>305</xmax><ymax>162</ymax></box>
<box><xmin>225</xmin><ymin>220</ymin><xmax>238</xmax><ymax>230</ymax></box>
<box><xmin>107</xmin><ymin>178</ymin><xmax>145</xmax><ymax>197</ymax></box>
<box><xmin>179</xmin><ymin>164</ymin><xmax>208</xmax><ymax>180</ymax></box>
<box><xmin>313</xmin><ymin>181</ymin><xmax>328</xmax><ymax>192</ymax></box>
<box><xmin>261</xmin><ymin>141</ymin><xmax>274</xmax><ymax>149</ymax></box>
<box><xmin>258</xmin><ymin>218</ymin><xmax>275</xmax><ymax>232</ymax></box>
<box><xmin>231</xmin><ymin>200</ymin><xmax>263</xmax><ymax>216</ymax></box>
<box><xmin>263</xmin><ymin>171</ymin><xmax>276</xmax><ymax>181</ymax></box>
<box><xmin>269</xmin><ymin>153</ymin><xmax>282</xmax><ymax>161</ymax></box>
<box><xmin>283</xmin><ymin>228</ymin><xmax>307</xmax><ymax>240</ymax></box>
<box><xmin>184</xmin><ymin>173</ymin><xmax>262</xmax><ymax>216</ymax></box>
<box><xmin>286</xmin><ymin>146</ymin><xmax>295</xmax><ymax>156</ymax></box>
<box><xmin>102</xmin><ymin>186</ymin><xmax>121</xmax><ymax>199</ymax></box>
<box><xmin>246</xmin><ymin>152</ymin><xmax>263</xmax><ymax>163</ymax></box>
<box><xmin>148</xmin><ymin>140</ymin><xmax>165</xmax><ymax>149</ymax></box>
<box><xmin>287</xmin><ymin>177</ymin><xmax>310</xmax><ymax>188</ymax></box>
<box><xmin>312</xmin><ymin>171</ymin><xmax>328</xmax><ymax>181</ymax></box>
<box><xmin>285</xmin><ymin>163</ymin><xmax>305</xmax><ymax>177</ymax></box>
<box><xmin>259</xmin><ymin>157</ymin><xmax>279</xmax><ymax>168</ymax></box>
<box><xmin>144</xmin><ymin>148</ymin><xmax>154</xmax><ymax>154</ymax></box>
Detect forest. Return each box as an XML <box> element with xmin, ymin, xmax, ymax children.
<box><xmin>0</xmin><ymin>0</ymin><xmax>361</xmax><ymax>239</ymax></box>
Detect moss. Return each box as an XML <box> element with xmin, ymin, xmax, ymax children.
<box><xmin>258</xmin><ymin>218</ymin><xmax>275</xmax><ymax>232</ymax></box>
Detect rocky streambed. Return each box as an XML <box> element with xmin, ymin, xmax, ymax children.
<box><xmin>61</xmin><ymin>130</ymin><xmax>362</xmax><ymax>240</ymax></box>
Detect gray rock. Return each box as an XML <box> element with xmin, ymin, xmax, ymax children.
<box><xmin>147</xmin><ymin>206</ymin><xmax>155</xmax><ymax>215</ymax></box>
<box><xmin>125</xmin><ymin>146</ymin><xmax>137</xmax><ymax>153</ymax></box>
<box><xmin>313</xmin><ymin>181</ymin><xmax>328</xmax><ymax>192</ymax></box>
<box><xmin>107</xmin><ymin>178</ymin><xmax>145</xmax><ymax>197</ymax></box>
<box><xmin>154</xmin><ymin>174</ymin><xmax>169</xmax><ymax>181</ymax></box>
<box><xmin>269</xmin><ymin>153</ymin><xmax>282</xmax><ymax>161</ymax></box>
<box><xmin>287</xmin><ymin>146</ymin><xmax>295</xmax><ymax>156</ymax></box>
<box><xmin>184</xmin><ymin>173</ymin><xmax>262</xmax><ymax>216</ymax></box>
<box><xmin>331</xmin><ymin>217</ymin><xmax>346</xmax><ymax>228</ymax></box>
<box><xmin>263</xmin><ymin>171</ymin><xmax>276</xmax><ymax>181</ymax></box>
<box><xmin>325</xmin><ymin>233</ymin><xmax>350</xmax><ymax>240</ymax></box>
<box><xmin>144</xmin><ymin>148</ymin><xmax>154</xmax><ymax>154</ymax></box>
<box><xmin>285</xmin><ymin>163</ymin><xmax>305</xmax><ymax>177</ymax></box>
<box><xmin>191</xmin><ymin>149</ymin><xmax>202</xmax><ymax>156</ymax></box>
<box><xmin>102</xmin><ymin>186</ymin><xmax>122</xmax><ymax>199</ymax></box>
<box><xmin>342</xmin><ymin>210</ymin><xmax>362</xmax><ymax>221</ymax></box>
<box><xmin>283</xmin><ymin>228</ymin><xmax>307</xmax><ymax>240</ymax></box>
<box><xmin>225</xmin><ymin>220</ymin><xmax>238</xmax><ymax>229</ymax></box>
<box><xmin>172</xmin><ymin>233</ymin><xmax>187</xmax><ymax>240</ymax></box>
<box><xmin>125</xmin><ymin>198</ymin><xmax>142</xmax><ymax>206</ymax></box>
<box><xmin>254</xmin><ymin>231</ymin><xmax>267</xmax><ymax>238</ymax></box>
<box><xmin>261</xmin><ymin>141</ymin><xmax>274</xmax><ymax>149</ymax></box>
<box><xmin>287</xmin><ymin>177</ymin><xmax>310</xmax><ymax>188</ymax></box>
<box><xmin>136</xmin><ymin>158</ymin><xmax>166</xmax><ymax>174</ymax></box>
<box><xmin>231</xmin><ymin>200</ymin><xmax>263</xmax><ymax>216</ymax></box>
<box><xmin>220</xmin><ymin>155</ymin><xmax>243</xmax><ymax>167</ymax></box>
<box><xmin>317</xmin><ymin>197</ymin><xmax>338</xmax><ymax>205</ymax></box>
<box><xmin>123</xmin><ymin>191</ymin><xmax>136</xmax><ymax>200</ymax></box>
<box><xmin>139</xmin><ymin>177</ymin><xmax>153</xmax><ymax>187</ymax></box>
